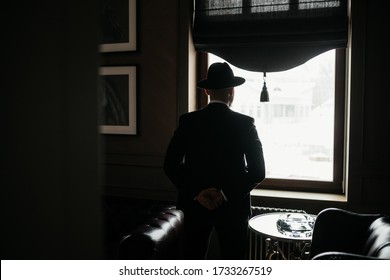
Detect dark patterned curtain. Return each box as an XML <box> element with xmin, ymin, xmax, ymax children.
<box><xmin>193</xmin><ymin>0</ymin><xmax>348</xmax><ymax>72</ymax></box>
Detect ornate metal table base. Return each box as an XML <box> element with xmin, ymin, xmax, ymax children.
<box><xmin>265</xmin><ymin>238</ymin><xmax>311</xmax><ymax>260</ymax></box>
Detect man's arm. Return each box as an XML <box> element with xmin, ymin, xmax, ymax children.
<box><xmin>164</xmin><ymin>118</ymin><xmax>186</xmax><ymax>190</ymax></box>
<box><xmin>222</xmin><ymin>119</ymin><xmax>266</xmax><ymax>201</ymax></box>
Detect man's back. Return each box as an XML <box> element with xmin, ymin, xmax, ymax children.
<box><xmin>165</xmin><ymin>102</ymin><xmax>265</xmax><ymax>216</ymax></box>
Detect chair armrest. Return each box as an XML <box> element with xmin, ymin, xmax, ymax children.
<box><xmin>310</xmin><ymin>208</ymin><xmax>382</xmax><ymax>258</ymax></box>
<box><xmin>312</xmin><ymin>251</ymin><xmax>383</xmax><ymax>260</ymax></box>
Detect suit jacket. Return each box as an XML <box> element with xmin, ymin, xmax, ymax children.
<box><xmin>164</xmin><ymin>102</ymin><xmax>265</xmax><ymax>219</ymax></box>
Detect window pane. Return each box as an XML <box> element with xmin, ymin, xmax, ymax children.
<box><xmin>209</xmin><ymin>50</ymin><xmax>336</xmax><ymax>182</ymax></box>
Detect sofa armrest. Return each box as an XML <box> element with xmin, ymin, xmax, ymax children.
<box><xmin>118</xmin><ymin>207</ymin><xmax>184</xmax><ymax>259</ymax></box>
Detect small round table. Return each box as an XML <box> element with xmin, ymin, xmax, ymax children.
<box><xmin>249</xmin><ymin>212</ymin><xmax>316</xmax><ymax>260</ymax></box>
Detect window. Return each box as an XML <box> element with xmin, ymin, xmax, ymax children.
<box><xmin>204</xmin><ymin>49</ymin><xmax>345</xmax><ymax>193</ymax></box>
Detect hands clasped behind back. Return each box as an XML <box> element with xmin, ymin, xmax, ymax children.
<box><xmin>196</xmin><ymin>187</ymin><xmax>226</xmax><ymax>211</ymax></box>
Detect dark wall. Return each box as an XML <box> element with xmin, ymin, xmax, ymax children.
<box><xmin>2</xmin><ymin>1</ymin><xmax>102</xmax><ymax>259</ymax></box>
<box><xmin>101</xmin><ymin>0</ymin><xmax>181</xmax><ymax>201</ymax></box>
<box><xmin>358</xmin><ymin>0</ymin><xmax>390</xmax><ymax>213</ymax></box>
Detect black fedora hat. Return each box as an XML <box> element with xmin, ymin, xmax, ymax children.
<box><xmin>197</xmin><ymin>62</ymin><xmax>245</xmax><ymax>90</ymax></box>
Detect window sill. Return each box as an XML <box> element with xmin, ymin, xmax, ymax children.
<box><xmin>251</xmin><ymin>189</ymin><xmax>347</xmax><ymax>202</ymax></box>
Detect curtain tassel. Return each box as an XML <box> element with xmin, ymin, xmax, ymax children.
<box><xmin>260</xmin><ymin>72</ymin><xmax>269</xmax><ymax>102</ymax></box>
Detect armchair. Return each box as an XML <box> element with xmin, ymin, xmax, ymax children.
<box><xmin>310</xmin><ymin>208</ymin><xmax>390</xmax><ymax>260</ymax></box>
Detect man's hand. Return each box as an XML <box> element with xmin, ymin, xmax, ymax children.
<box><xmin>196</xmin><ymin>187</ymin><xmax>226</xmax><ymax>210</ymax></box>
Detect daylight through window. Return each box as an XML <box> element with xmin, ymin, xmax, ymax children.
<box><xmin>209</xmin><ymin>50</ymin><xmax>337</xmax><ymax>183</ymax></box>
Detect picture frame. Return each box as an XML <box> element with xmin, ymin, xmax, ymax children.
<box><xmin>99</xmin><ymin>66</ymin><xmax>137</xmax><ymax>135</ymax></box>
<box><xmin>99</xmin><ymin>0</ymin><xmax>137</xmax><ymax>52</ymax></box>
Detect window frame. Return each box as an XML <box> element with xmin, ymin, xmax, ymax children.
<box><xmin>198</xmin><ymin>49</ymin><xmax>346</xmax><ymax>194</ymax></box>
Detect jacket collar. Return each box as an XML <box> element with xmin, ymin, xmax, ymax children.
<box><xmin>208</xmin><ymin>100</ymin><xmax>229</xmax><ymax>107</ymax></box>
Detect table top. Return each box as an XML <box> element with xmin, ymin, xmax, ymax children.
<box><xmin>249</xmin><ymin>212</ymin><xmax>317</xmax><ymax>242</ymax></box>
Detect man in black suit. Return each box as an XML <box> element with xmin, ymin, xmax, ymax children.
<box><xmin>164</xmin><ymin>62</ymin><xmax>266</xmax><ymax>259</ymax></box>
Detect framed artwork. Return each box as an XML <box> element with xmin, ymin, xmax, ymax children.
<box><xmin>99</xmin><ymin>0</ymin><xmax>137</xmax><ymax>52</ymax></box>
<box><xmin>99</xmin><ymin>66</ymin><xmax>137</xmax><ymax>135</ymax></box>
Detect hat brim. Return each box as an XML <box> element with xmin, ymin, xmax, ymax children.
<box><xmin>197</xmin><ymin>76</ymin><xmax>245</xmax><ymax>90</ymax></box>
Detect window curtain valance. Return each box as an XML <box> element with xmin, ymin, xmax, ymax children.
<box><xmin>193</xmin><ymin>0</ymin><xmax>348</xmax><ymax>72</ymax></box>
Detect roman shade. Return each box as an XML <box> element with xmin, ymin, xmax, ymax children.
<box><xmin>193</xmin><ymin>0</ymin><xmax>348</xmax><ymax>72</ymax></box>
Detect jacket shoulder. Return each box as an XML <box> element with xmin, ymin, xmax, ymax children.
<box><xmin>230</xmin><ymin>110</ymin><xmax>255</xmax><ymax>124</ymax></box>
<box><xmin>180</xmin><ymin>107</ymin><xmax>254</xmax><ymax>124</ymax></box>
<box><xmin>179</xmin><ymin>110</ymin><xmax>200</xmax><ymax>122</ymax></box>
